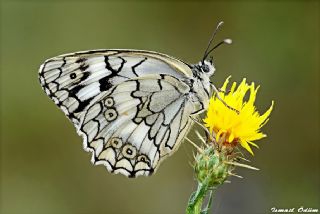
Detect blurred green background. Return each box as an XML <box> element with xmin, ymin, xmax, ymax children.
<box><xmin>1</xmin><ymin>0</ymin><xmax>319</xmax><ymax>214</ymax></box>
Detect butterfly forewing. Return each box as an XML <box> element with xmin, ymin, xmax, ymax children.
<box><xmin>39</xmin><ymin>49</ymin><xmax>197</xmax><ymax>177</ymax></box>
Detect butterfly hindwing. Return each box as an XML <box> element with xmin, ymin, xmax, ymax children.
<box><xmin>79</xmin><ymin>75</ymin><xmax>194</xmax><ymax>177</ymax></box>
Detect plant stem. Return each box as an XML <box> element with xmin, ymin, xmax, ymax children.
<box><xmin>202</xmin><ymin>189</ymin><xmax>214</xmax><ymax>214</ymax></box>
<box><xmin>186</xmin><ymin>178</ymin><xmax>212</xmax><ymax>214</ymax></box>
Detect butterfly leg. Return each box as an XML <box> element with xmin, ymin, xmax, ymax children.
<box><xmin>210</xmin><ymin>83</ymin><xmax>239</xmax><ymax>114</ymax></box>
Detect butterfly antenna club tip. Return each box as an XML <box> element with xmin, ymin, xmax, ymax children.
<box><xmin>224</xmin><ymin>39</ymin><xmax>232</xmax><ymax>44</ymax></box>
<box><xmin>204</xmin><ymin>38</ymin><xmax>232</xmax><ymax>59</ymax></box>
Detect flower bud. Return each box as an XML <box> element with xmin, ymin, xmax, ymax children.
<box><xmin>194</xmin><ymin>147</ymin><xmax>231</xmax><ymax>187</ymax></box>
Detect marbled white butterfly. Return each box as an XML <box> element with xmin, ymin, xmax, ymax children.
<box><xmin>39</xmin><ymin>22</ymin><xmax>231</xmax><ymax>177</ymax></box>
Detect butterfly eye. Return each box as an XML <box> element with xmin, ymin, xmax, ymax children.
<box><xmin>104</xmin><ymin>108</ymin><xmax>118</xmax><ymax>122</ymax></box>
<box><xmin>202</xmin><ymin>64</ymin><xmax>210</xmax><ymax>73</ymax></box>
<box><xmin>122</xmin><ymin>144</ymin><xmax>137</xmax><ymax>159</ymax></box>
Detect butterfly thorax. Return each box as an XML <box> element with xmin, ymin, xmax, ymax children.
<box><xmin>187</xmin><ymin>60</ymin><xmax>215</xmax><ymax>114</ymax></box>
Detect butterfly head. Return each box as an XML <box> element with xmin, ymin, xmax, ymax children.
<box><xmin>198</xmin><ymin>60</ymin><xmax>216</xmax><ymax>77</ymax></box>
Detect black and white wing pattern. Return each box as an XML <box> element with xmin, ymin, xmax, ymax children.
<box><xmin>39</xmin><ymin>49</ymin><xmax>199</xmax><ymax>177</ymax></box>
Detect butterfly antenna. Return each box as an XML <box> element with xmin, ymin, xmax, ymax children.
<box><xmin>202</xmin><ymin>21</ymin><xmax>224</xmax><ymax>62</ymax></box>
<box><xmin>203</xmin><ymin>39</ymin><xmax>232</xmax><ymax>60</ymax></box>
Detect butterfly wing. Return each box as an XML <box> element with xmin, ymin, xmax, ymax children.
<box><xmin>39</xmin><ymin>49</ymin><xmax>195</xmax><ymax>177</ymax></box>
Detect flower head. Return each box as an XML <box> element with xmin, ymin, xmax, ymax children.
<box><xmin>204</xmin><ymin>77</ymin><xmax>274</xmax><ymax>155</ymax></box>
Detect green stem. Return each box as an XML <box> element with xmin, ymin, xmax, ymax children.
<box><xmin>201</xmin><ymin>188</ymin><xmax>215</xmax><ymax>214</ymax></box>
<box><xmin>186</xmin><ymin>178</ymin><xmax>212</xmax><ymax>214</ymax></box>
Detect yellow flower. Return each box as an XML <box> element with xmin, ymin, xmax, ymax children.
<box><xmin>204</xmin><ymin>76</ymin><xmax>274</xmax><ymax>155</ymax></box>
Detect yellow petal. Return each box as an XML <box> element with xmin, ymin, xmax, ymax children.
<box><xmin>240</xmin><ymin>141</ymin><xmax>254</xmax><ymax>155</ymax></box>
<box><xmin>259</xmin><ymin>101</ymin><xmax>274</xmax><ymax>127</ymax></box>
<box><xmin>248</xmin><ymin>141</ymin><xmax>259</xmax><ymax>148</ymax></box>
<box><xmin>228</xmin><ymin>132</ymin><xmax>235</xmax><ymax>143</ymax></box>
<box><xmin>216</xmin><ymin>129</ymin><xmax>226</xmax><ymax>142</ymax></box>
<box><xmin>221</xmin><ymin>76</ymin><xmax>231</xmax><ymax>92</ymax></box>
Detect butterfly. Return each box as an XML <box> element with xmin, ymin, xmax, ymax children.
<box><xmin>38</xmin><ymin>22</ymin><xmax>231</xmax><ymax>177</ymax></box>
